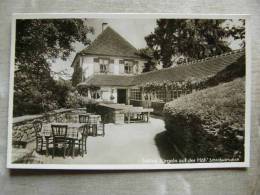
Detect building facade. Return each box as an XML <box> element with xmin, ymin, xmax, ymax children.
<box><xmin>72</xmin><ymin>26</ymin><xmax>245</xmax><ymax>109</ymax></box>
<box><xmin>71</xmin><ymin>26</ymin><xmax>146</xmax><ymax>104</ymax></box>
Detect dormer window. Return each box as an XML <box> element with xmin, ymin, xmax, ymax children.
<box><xmin>124</xmin><ymin>60</ymin><xmax>134</xmax><ymax>74</ymax></box>
<box><xmin>99</xmin><ymin>59</ymin><xmax>109</xmax><ymax>73</ymax></box>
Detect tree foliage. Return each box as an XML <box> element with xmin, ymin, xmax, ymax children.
<box><xmin>228</xmin><ymin>19</ymin><xmax>245</xmax><ymax>47</ymax></box>
<box><xmin>72</xmin><ymin>63</ymin><xmax>83</xmax><ymax>86</ymax></box>
<box><xmin>14</xmin><ymin>19</ymin><xmax>93</xmax><ymax>116</ymax></box>
<box><xmin>136</xmin><ymin>48</ymin><xmax>157</xmax><ymax>72</ymax></box>
<box><xmin>145</xmin><ymin>19</ymin><xmax>245</xmax><ymax>68</ymax></box>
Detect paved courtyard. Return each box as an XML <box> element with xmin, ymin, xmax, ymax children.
<box><xmin>37</xmin><ymin>116</ymin><xmax>165</xmax><ymax>164</ymax></box>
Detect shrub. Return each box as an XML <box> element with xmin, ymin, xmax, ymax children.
<box><xmin>65</xmin><ymin>91</ymin><xmax>94</xmax><ymax>109</ymax></box>
<box><xmin>163</xmin><ymin>78</ymin><xmax>245</xmax><ymax>162</ymax></box>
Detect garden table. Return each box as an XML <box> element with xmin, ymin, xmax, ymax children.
<box><xmin>71</xmin><ymin>110</ymin><xmax>87</xmax><ymax>114</ymax></box>
<box><xmin>76</xmin><ymin>108</ymin><xmax>87</xmax><ymax>111</ymax></box>
<box><xmin>88</xmin><ymin>114</ymin><xmax>101</xmax><ymax>124</ymax></box>
<box><xmin>42</xmin><ymin>122</ymin><xmax>87</xmax><ymax>157</ymax></box>
<box><xmin>75</xmin><ymin>113</ymin><xmax>101</xmax><ymax>124</ymax></box>
<box><xmin>66</xmin><ymin>112</ymin><xmax>91</xmax><ymax>123</ymax></box>
<box><xmin>124</xmin><ymin>107</ymin><xmax>154</xmax><ymax>123</ymax></box>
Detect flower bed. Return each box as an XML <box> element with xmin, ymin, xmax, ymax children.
<box><xmin>163</xmin><ymin>78</ymin><xmax>245</xmax><ymax>162</ymax></box>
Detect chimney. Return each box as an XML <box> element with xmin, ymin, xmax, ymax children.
<box><xmin>102</xmin><ymin>22</ymin><xmax>108</xmax><ymax>32</ymax></box>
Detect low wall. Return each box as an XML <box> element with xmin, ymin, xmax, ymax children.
<box><xmin>96</xmin><ymin>104</ymin><xmax>125</xmax><ymax>124</ymax></box>
<box><xmin>12</xmin><ymin>109</ymin><xmax>72</xmax><ymax>147</ymax></box>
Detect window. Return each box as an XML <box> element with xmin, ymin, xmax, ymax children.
<box><xmin>156</xmin><ymin>90</ymin><xmax>166</xmax><ymax>101</ymax></box>
<box><xmin>169</xmin><ymin>90</ymin><xmax>192</xmax><ymax>100</ymax></box>
<box><xmin>92</xmin><ymin>90</ymin><xmax>101</xmax><ymax>99</ymax></box>
<box><xmin>178</xmin><ymin>90</ymin><xmax>182</xmax><ymax>97</ymax></box>
<box><xmin>93</xmin><ymin>58</ymin><xmax>99</xmax><ymax>63</ymax></box>
<box><xmin>99</xmin><ymin>59</ymin><xmax>109</xmax><ymax>73</ymax></box>
<box><xmin>124</xmin><ymin>60</ymin><xmax>134</xmax><ymax>74</ymax></box>
<box><xmin>100</xmin><ymin>64</ymin><xmax>108</xmax><ymax>73</ymax></box>
<box><xmin>170</xmin><ymin>90</ymin><xmax>178</xmax><ymax>100</ymax></box>
<box><xmin>130</xmin><ymin>89</ymin><xmax>141</xmax><ymax>100</ymax></box>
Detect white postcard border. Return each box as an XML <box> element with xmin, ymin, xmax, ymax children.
<box><xmin>7</xmin><ymin>13</ymin><xmax>251</xmax><ymax>170</ymax></box>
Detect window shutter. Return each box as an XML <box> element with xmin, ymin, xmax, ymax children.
<box><xmin>93</xmin><ymin>58</ymin><xmax>99</xmax><ymax>63</ymax></box>
<box><xmin>135</xmin><ymin>61</ymin><xmax>139</xmax><ymax>73</ymax></box>
<box><xmin>119</xmin><ymin>64</ymin><xmax>124</xmax><ymax>74</ymax></box>
<box><xmin>94</xmin><ymin>64</ymin><xmax>100</xmax><ymax>73</ymax></box>
<box><xmin>109</xmin><ymin>64</ymin><xmax>114</xmax><ymax>73</ymax></box>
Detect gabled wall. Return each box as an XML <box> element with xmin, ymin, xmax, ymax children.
<box><xmin>80</xmin><ymin>55</ymin><xmax>145</xmax><ymax>78</ymax></box>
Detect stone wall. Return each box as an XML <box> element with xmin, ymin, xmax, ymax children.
<box><xmin>96</xmin><ymin>104</ymin><xmax>125</xmax><ymax>124</ymax></box>
<box><xmin>12</xmin><ymin>109</ymin><xmax>72</xmax><ymax>148</ymax></box>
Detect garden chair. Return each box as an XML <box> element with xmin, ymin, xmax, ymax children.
<box><xmin>89</xmin><ymin>115</ymin><xmax>105</xmax><ymax>137</ymax></box>
<box><xmin>33</xmin><ymin>120</ymin><xmax>45</xmax><ymax>153</ymax></box>
<box><xmin>96</xmin><ymin>123</ymin><xmax>105</xmax><ymax>137</ymax></box>
<box><xmin>75</xmin><ymin>124</ymin><xmax>89</xmax><ymax>156</ymax></box>
<box><xmin>51</xmin><ymin>124</ymin><xmax>69</xmax><ymax>158</ymax></box>
<box><xmin>79</xmin><ymin>114</ymin><xmax>89</xmax><ymax>123</ymax></box>
<box><xmin>78</xmin><ymin>115</ymin><xmax>89</xmax><ymax>155</ymax></box>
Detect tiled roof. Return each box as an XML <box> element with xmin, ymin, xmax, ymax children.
<box><xmin>79</xmin><ymin>26</ymin><xmax>140</xmax><ymax>59</ymax></box>
<box><xmin>133</xmin><ymin>49</ymin><xmax>245</xmax><ymax>85</ymax></box>
<box><xmin>78</xmin><ymin>75</ymin><xmax>134</xmax><ymax>87</ymax></box>
<box><xmin>78</xmin><ymin>49</ymin><xmax>245</xmax><ymax>87</ymax></box>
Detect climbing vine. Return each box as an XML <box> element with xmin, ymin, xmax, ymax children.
<box><xmin>140</xmin><ymin>75</ymin><xmax>213</xmax><ymax>93</ymax></box>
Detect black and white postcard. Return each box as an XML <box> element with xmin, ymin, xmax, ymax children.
<box><xmin>7</xmin><ymin>13</ymin><xmax>251</xmax><ymax>170</ymax></box>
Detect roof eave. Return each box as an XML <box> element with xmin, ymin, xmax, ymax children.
<box><xmin>71</xmin><ymin>53</ymin><xmax>80</xmax><ymax>67</ymax></box>
<box><xmin>77</xmin><ymin>83</ymin><xmax>134</xmax><ymax>87</ymax></box>
<box><xmin>78</xmin><ymin>52</ymin><xmax>144</xmax><ymax>61</ymax></box>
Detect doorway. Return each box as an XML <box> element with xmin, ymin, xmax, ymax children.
<box><xmin>117</xmin><ymin>89</ymin><xmax>127</xmax><ymax>104</ymax></box>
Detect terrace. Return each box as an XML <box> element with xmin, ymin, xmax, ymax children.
<box><xmin>13</xmin><ymin>116</ymin><xmax>164</xmax><ymax>164</ymax></box>
<box><xmin>12</xmin><ymin>104</ymin><xmax>157</xmax><ymax>164</ymax></box>
<box><xmin>11</xmin><ymin>49</ymin><xmax>246</xmax><ymax>165</ymax></box>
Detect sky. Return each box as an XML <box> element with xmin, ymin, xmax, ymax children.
<box><xmin>50</xmin><ymin>18</ymin><xmax>243</xmax><ymax>80</ymax></box>
<box><xmin>50</xmin><ymin>18</ymin><xmax>157</xmax><ymax>79</ymax></box>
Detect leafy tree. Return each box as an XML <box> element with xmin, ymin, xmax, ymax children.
<box><xmin>54</xmin><ymin>79</ymin><xmax>74</xmax><ymax>108</ymax></box>
<box><xmin>227</xmin><ymin>19</ymin><xmax>245</xmax><ymax>48</ymax></box>
<box><xmin>14</xmin><ymin>19</ymin><xmax>93</xmax><ymax>116</ymax></box>
<box><xmin>72</xmin><ymin>64</ymin><xmax>83</xmax><ymax>86</ymax></box>
<box><xmin>136</xmin><ymin>48</ymin><xmax>157</xmax><ymax>72</ymax></box>
<box><xmin>145</xmin><ymin>19</ymin><xmax>245</xmax><ymax>68</ymax></box>
<box><xmin>14</xmin><ymin>66</ymin><xmax>59</xmax><ymax>116</ymax></box>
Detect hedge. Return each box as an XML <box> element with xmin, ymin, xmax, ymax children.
<box><xmin>163</xmin><ymin>78</ymin><xmax>245</xmax><ymax>162</ymax></box>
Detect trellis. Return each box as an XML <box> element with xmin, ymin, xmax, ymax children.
<box><xmin>131</xmin><ymin>76</ymin><xmax>213</xmax><ymax>103</ymax></box>
<box><xmin>77</xmin><ymin>84</ymin><xmax>101</xmax><ymax>98</ymax></box>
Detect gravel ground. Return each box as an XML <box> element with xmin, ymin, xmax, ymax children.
<box><xmin>23</xmin><ymin>116</ymin><xmax>166</xmax><ymax>164</ymax></box>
